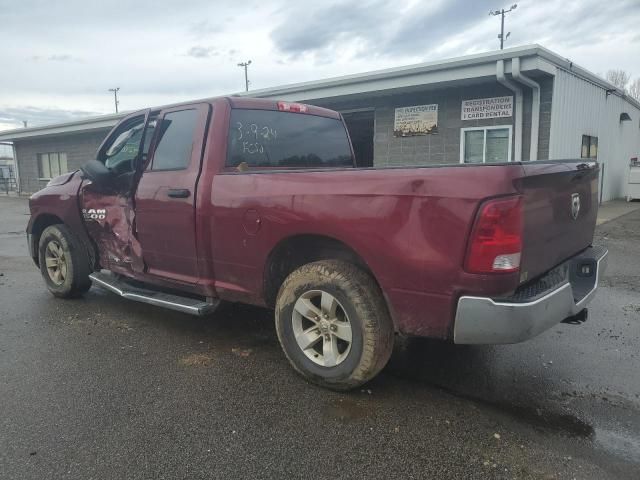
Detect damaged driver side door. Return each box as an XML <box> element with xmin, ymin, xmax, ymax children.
<box><xmin>80</xmin><ymin>112</ymin><xmax>155</xmax><ymax>275</ymax></box>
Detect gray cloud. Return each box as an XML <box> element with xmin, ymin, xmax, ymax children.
<box><xmin>270</xmin><ymin>1</ymin><xmax>388</xmax><ymax>57</ymax></box>
<box><xmin>48</xmin><ymin>54</ymin><xmax>75</xmax><ymax>62</ymax></box>
<box><xmin>0</xmin><ymin>106</ymin><xmax>102</xmax><ymax>129</ymax></box>
<box><xmin>1</xmin><ymin>0</ymin><xmax>639</xmax><ymax>132</ymax></box>
<box><xmin>511</xmin><ymin>0</ymin><xmax>640</xmax><ymax>49</ymax></box>
<box><xmin>383</xmin><ymin>0</ymin><xmax>496</xmax><ymax>55</ymax></box>
<box><xmin>270</xmin><ymin>0</ymin><xmax>497</xmax><ymax>59</ymax></box>
<box><xmin>189</xmin><ymin>20</ymin><xmax>221</xmax><ymax>38</ymax></box>
<box><xmin>270</xmin><ymin>0</ymin><xmax>640</xmax><ymax>62</ymax></box>
<box><xmin>186</xmin><ymin>46</ymin><xmax>219</xmax><ymax>58</ymax></box>
<box><xmin>30</xmin><ymin>54</ymin><xmax>80</xmax><ymax>62</ymax></box>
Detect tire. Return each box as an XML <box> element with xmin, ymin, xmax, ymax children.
<box><xmin>275</xmin><ymin>260</ymin><xmax>394</xmax><ymax>391</ymax></box>
<box><xmin>38</xmin><ymin>224</ymin><xmax>92</xmax><ymax>298</ymax></box>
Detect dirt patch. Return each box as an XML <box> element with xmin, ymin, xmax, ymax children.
<box><xmin>62</xmin><ymin>313</ymin><xmax>134</xmax><ymax>331</ymax></box>
<box><xmin>178</xmin><ymin>353</ymin><xmax>214</xmax><ymax>367</ymax></box>
<box><xmin>601</xmin><ymin>275</ymin><xmax>640</xmax><ymax>293</ymax></box>
<box><xmin>623</xmin><ymin>304</ymin><xmax>640</xmax><ymax>314</ymax></box>
<box><xmin>231</xmin><ymin>347</ymin><xmax>252</xmax><ymax>357</ymax></box>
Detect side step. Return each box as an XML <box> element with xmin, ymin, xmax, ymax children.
<box><xmin>89</xmin><ymin>271</ymin><xmax>219</xmax><ymax>316</ymax></box>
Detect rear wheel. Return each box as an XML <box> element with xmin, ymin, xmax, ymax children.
<box><xmin>38</xmin><ymin>224</ymin><xmax>92</xmax><ymax>298</ymax></box>
<box><xmin>275</xmin><ymin>260</ymin><xmax>394</xmax><ymax>390</ymax></box>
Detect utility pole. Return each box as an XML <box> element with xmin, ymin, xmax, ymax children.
<box><xmin>490</xmin><ymin>4</ymin><xmax>517</xmax><ymax>50</ymax></box>
<box><xmin>108</xmin><ymin>87</ymin><xmax>120</xmax><ymax>113</ymax></box>
<box><xmin>237</xmin><ymin>60</ymin><xmax>252</xmax><ymax>92</ymax></box>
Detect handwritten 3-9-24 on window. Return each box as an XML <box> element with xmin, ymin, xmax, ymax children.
<box><xmin>234</xmin><ymin>121</ymin><xmax>277</xmax><ymax>155</ymax></box>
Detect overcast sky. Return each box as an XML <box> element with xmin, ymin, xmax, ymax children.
<box><xmin>1</xmin><ymin>0</ymin><xmax>639</xmax><ymax>131</ymax></box>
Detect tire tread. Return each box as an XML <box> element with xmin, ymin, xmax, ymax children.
<box><xmin>275</xmin><ymin>260</ymin><xmax>394</xmax><ymax>390</ymax></box>
<box><xmin>39</xmin><ymin>224</ymin><xmax>92</xmax><ymax>298</ymax></box>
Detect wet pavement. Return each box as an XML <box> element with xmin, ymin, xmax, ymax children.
<box><xmin>1</xmin><ymin>195</ymin><xmax>639</xmax><ymax>479</ymax></box>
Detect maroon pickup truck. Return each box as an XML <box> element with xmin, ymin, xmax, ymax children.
<box><xmin>27</xmin><ymin>97</ymin><xmax>607</xmax><ymax>390</ymax></box>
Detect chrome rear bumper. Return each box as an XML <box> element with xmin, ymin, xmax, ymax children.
<box><xmin>453</xmin><ymin>246</ymin><xmax>608</xmax><ymax>344</ymax></box>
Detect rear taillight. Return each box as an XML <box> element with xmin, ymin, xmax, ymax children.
<box><xmin>465</xmin><ymin>196</ymin><xmax>523</xmax><ymax>274</ymax></box>
<box><xmin>277</xmin><ymin>101</ymin><xmax>309</xmax><ymax>113</ymax></box>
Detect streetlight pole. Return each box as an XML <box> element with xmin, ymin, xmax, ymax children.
<box><xmin>490</xmin><ymin>4</ymin><xmax>517</xmax><ymax>50</ymax></box>
<box><xmin>108</xmin><ymin>87</ymin><xmax>120</xmax><ymax>113</ymax></box>
<box><xmin>237</xmin><ymin>60</ymin><xmax>252</xmax><ymax>92</ymax></box>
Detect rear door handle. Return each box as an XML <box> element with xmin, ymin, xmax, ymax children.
<box><xmin>167</xmin><ymin>188</ymin><xmax>190</xmax><ymax>198</ymax></box>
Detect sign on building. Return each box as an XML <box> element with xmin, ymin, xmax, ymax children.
<box><xmin>461</xmin><ymin>96</ymin><xmax>513</xmax><ymax>120</ymax></box>
<box><xmin>393</xmin><ymin>104</ymin><xmax>438</xmax><ymax>136</ymax></box>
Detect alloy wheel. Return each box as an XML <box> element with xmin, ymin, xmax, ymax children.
<box><xmin>291</xmin><ymin>289</ymin><xmax>353</xmax><ymax>367</ymax></box>
<box><xmin>44</xmin><ymin>240</ymin><xmax>67</xmax><ymax>285</ymax></box>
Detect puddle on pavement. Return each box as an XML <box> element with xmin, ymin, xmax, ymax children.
<box><xmin>386</xmin><ymin>337</ymin><xmax>594</xmax><ymax>438</ymax></box>
<box><xmin>595</xmin><ymin>428</ymin><xmax>640</xmax><ymax>463</ymax></box>
<box><xmin>322</xmin><ymin>396</ymin><xmax>371</xmax><ymax>422</ymax></box>
<box><xmin>480</xmin><ymin>398</ymin><xmax>595</xmax><ymax>438</ymax></box>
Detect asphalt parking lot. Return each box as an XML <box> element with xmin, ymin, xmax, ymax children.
<box><xmin>1</xmin><ymin>195</ymin><xmax>639</xmax><ymax>479</ymax></box>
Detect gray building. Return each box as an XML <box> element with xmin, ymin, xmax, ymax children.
<box><xmin>1</xmin><ymin>45</ymin><xmax>639</xmax><ymax>201</ymax></box>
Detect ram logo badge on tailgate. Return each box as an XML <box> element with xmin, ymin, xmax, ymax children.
<box><xmin>571</xmin><ymin>193</ymin><xmax>580</xmax><ymax>220</ymax></box>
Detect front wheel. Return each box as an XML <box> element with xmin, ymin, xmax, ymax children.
<box><xmin>38</xmin><ymin>224</ymin><xmax>92</xmax><ymax>298</ymax></box>
<box><xmin>275</xmin><ymin>260</ymin><xmax>394</xmax><ymax>391</ymax></box>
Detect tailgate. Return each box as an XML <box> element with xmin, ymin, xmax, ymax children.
<box><xmin>517</xmin><ymin>161</ymin><xmax>599</xmax><ymax>283</ymax></box>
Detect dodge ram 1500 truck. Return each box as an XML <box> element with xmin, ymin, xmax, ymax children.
<box><xmin>27</xmin><ymin>97</ymin><xmax>607</xmax><ymax>390</ymax></box>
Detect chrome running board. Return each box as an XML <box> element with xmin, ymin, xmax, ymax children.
<box><xmin>89</xmin><ymin>271</ymin><xmax>219</xmax><ymax>316</ymax></box>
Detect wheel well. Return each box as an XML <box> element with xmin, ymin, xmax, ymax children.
<box><xmin>263</xmin><ymin>234</ymin><xmax>373</xmax><ymax>308</ymax></box>
<box><xmin>30</xmin><ymin>214</ymin><xmax>63</xmax><ymax>265</ymax></box>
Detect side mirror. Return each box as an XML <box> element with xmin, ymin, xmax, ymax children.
<box><xmin>80</xmin><ymin>159</ymin><xmax>114</xmax><ymax>187</ymax></box>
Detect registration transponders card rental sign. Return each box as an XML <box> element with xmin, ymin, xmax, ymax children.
<box><xmin>393</xmin><ymin>104</ymin><xmax>438</xmax><ymax>136</ymax></box>
<box><xmin>461</xmin><ymin>96</ymin><xmax>513</xmax><ymax>120</ymax></box>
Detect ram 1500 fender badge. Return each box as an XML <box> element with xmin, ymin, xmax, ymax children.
<box><xmin>82</xmin><ymin>208</ymin><xmax>106</xmax><ymax>221</ymax></box>
<box><xmin>571</xmin><ymin>193</ymin><xmax>580</xmax><ymax>220</ymax></box>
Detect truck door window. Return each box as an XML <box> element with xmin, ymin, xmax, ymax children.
<box><xmin>226</xmin><ymin>109</ymin><xmax>354</xmax><ymax>170</ymax></box>
<box><xmin>101</xmin><ymin>117</ymin><xmax>146</xmax><ymax>174</ymax></box>
<box><xmin>150</xmin><ymin>109</ymin><xmax>199</xmax><ymax>170</ymax></box>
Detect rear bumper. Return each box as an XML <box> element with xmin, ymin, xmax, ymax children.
<box><xmin>453</xmin><ymin>246</ymin><xmax>608</xmax><ymax>344</ymax></box>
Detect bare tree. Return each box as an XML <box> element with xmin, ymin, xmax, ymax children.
<box><xmin>606</xmin><ymin>69</ymin><xmax>630</xmax><ymax>91</ymax></box>
<box><xmin>629</xmin><ymin>78</ymin><xmax>640</xmax><ymax>101</ymax></box>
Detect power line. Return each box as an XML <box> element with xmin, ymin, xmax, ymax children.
<box><xmin>108</xmin><ymin>87</ymin><xmax>120</xmax><ymax>113</ymax></box>
<box><xmin>237</xmin><ymin>60</ymin><xmax>252</xmax><ymax>92</ymax></box>
<box><xmin>489</xmin><ymin>4</ymin><xmax>517</xmax><ymax>50</ymax></box>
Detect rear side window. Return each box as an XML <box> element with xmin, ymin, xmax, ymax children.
<box><xmin>226</xmin><ymin>109</ymin><xmax>353</xmax><ymax>169</ymax></box>
<box><xmin>151</xmin><ymin>109</ymin><xmax>199</xmax><ymax>170</ymax></box>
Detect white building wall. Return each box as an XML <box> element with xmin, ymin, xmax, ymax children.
<box><xmin>549</xmin><ymin>68</ymin><xmax>640</xmax><ymax>201</ymax></box>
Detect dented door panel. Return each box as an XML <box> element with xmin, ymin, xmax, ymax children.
<box><xmin>80</xmin><ymin>181</ymin><xmax>144</xmax><ymax>273</ymax></box>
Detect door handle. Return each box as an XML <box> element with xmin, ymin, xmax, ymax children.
<box><xmin>167</xmin><ymin>188</ymin><xmax>190</xmax><ymax>198</ymax></box>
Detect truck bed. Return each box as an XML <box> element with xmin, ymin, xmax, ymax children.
<box><xmin>205</xmin><ymin>160</ymin><xmax>599</xmax><ymax>338</ymax></box>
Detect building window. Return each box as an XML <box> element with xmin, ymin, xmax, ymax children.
<box><xmin>581</xmin><ymin>135</ymin><xmax>598</xmax><ymax>159</ymax></box>
<box><xmin>38</xmin><ymin>152</ymin><xmax>68</xmax><ymax>179</ymax></box>
<box><xmin>460</xmin><ymin>126</ymin><xmax>512</xmax><ymax>164</ymax></box>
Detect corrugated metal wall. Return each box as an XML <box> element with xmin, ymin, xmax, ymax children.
<box><xmin>550</xmin><ymin>68</ymin><xmax>640</xmax><ymax>201</ymax></box>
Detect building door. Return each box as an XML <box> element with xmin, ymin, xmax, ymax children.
<box><xmin>342</xmin><ymin>110</ymin><xmax>374</xmax><ymax>167</ymax></box>
<box><xmin>134</xmin><ymin>104</ymin><xmax>210</xmax><ymax>284</ymax></box>
<box><xmin>580</xmin><ymin>135</ymin><xmax>601</xmax><ymax>203</ymax></box>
